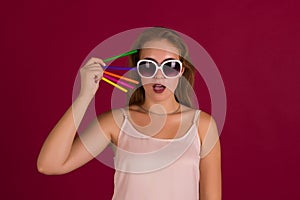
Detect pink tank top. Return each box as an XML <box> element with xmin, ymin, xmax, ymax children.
<box><xmin>112</xmin><ymin>109</ymin><xmax>201</xmax><ymax>200</ymax></box>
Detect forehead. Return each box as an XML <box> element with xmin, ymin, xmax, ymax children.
<box><xmin>140</xmin><ymin>39</ymin><xmax>180</xmax><ymax>60</ymax></box>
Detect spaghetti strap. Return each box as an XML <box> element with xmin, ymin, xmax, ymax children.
<box><xmin>120</xmin><ymin>108</ymin><xmax>128</xmax><ymax>119</ymax></box>
<box><xmin>193</xmin><ymin>110</ymin><xmax>201</xmax><ymax>124</ymax></box>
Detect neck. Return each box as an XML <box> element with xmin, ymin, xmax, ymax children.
<box><xmin>142</xmin><ymin>99</ymin><xmax>180</xmax><ymax>115</ymax></box>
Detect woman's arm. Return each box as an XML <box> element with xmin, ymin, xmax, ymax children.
<box><xmin>37</xmin><ymin>57</ymin><xmax>110</xmax><ymax>175</ymax></box>
<box><xmin>198</xmin><ymin>112</ymin><xmax>222</xmax><ymax>200</ymax></box>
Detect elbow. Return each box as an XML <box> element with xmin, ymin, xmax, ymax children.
<box><xmin>37</xmin><ymin>165</ymin><xmax>53</xmax><ymax>175</ymax></box>
<box><xmin>36</xmin><ymin>161</ymin><xmax>65</xmax><ymax>175</ymax></box>
<box><xmin>37</xmin><ymin>166</ymin><xmax>50</xmax><ymax>175</ymax></box>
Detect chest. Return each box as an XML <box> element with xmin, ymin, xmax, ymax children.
<box><xmin>111</xmin><ymin>110</ymin><xmax>197</xmax><ymax>146</ymax></box>
<box><xmin>128</xmin><ymin>112</ymin><xmax>194</xmax><ymax>139</ymax></box>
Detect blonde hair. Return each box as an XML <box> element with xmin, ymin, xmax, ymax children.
<box><xmin>127</xmin><ymin>27</ymin><xmax>195</xmax><ymax>107</ymax></box>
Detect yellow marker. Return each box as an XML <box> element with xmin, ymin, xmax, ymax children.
<box><xmin>101</xmin><ymin>77</ymin><xmax>128</xmax><ymax>93</ymax></box>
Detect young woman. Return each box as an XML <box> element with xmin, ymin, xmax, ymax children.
<box><xmin>37</xmin><ymin>27</ymin><xmax>222</xmax><ymax>200</ymax></box>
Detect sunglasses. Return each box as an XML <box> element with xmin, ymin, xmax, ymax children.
<box><xmin>137</xmin><ymin>59</ymin><xmax>183</xmax><ymax>78</ymax></box>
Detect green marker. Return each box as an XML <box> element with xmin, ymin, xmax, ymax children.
<box><xmin>103</xmin><ymin>49</ymin><xmax>138</xmax><ymax>62</ymax></box>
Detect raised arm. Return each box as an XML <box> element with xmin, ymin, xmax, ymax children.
<box><xmin>37</xmin><ymin>57</ymin><xmax>110</xmax><ymax>175</ymax></box>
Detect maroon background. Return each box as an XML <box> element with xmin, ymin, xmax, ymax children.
<box><xmin>1</xmin><ymin>0</ymin><xmax>299</xmax><ymax>199</ymax></box>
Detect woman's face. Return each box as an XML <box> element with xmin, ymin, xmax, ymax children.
<box><xmin>139</xmin><ymin>39</ymin><xmax>184</xmax><ymax>103</ymax></box>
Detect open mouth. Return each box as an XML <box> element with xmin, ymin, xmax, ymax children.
<box><xmin>152</xmin><ymin>84</ymin><xmax>166</xmax><ymax>93</ymax></box>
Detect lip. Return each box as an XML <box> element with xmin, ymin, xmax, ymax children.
<box><xmin>152</xmin><ymin>84</ymin><xmax>166</xmax><ymax>93</ymax></box>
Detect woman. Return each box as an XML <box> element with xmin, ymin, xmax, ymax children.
<box><xmin>37</xmin><ymin>27</ymin><xmax>222</xmax><ymax>200</ymax></box>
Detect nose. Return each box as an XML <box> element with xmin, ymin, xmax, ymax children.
<box><xmin>154</xmin><ymin>69</ymin><xmax>165</xmax><ymax>79</ymax></box>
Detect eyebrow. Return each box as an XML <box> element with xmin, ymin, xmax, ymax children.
<box><xmin>143</xmin><ymin>57</ymin><xmax>177</xmax><ymax>64</ymax></box>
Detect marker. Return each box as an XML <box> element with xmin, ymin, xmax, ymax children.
<box><xmin>103</xmin><ymin>49</ymin><xmax>138</xmax><ymax>62</ymax></box>
<box><xmin>103</xmin><ymin>74</ymin><xmax>134</xmax><ymax>89</ymax></box>
<box><xmin>103</xmin><ymin>71</ymin><xmax>139</xmax><ymax>84</ymax></box>
<box><xmin>101</xmin><ymin>77</ymin><xmax>128</xmax><ymax>93</ymax></box>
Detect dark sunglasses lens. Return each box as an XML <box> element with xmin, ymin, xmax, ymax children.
<box><xmin>163</xmin><ymin>61</ymin><xmax>181</xmax><ymax>77</ymax></box>
<box><xmin>138</xmin><ymin>61</ymin><xmax>156</xmax><ymax>77</ymax></box>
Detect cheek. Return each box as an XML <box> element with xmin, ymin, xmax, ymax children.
<box><xmin>140</xmin><ymin>78</ymin><xmax>153</xmax><ymax>92</ymax></box>
<box><xmin>141</xmin><ymin>78</ymin><xmax>152</xmax><ymax>86</ymax></box>
<box><xmin>165</xmin><ymin>78</ymin><xmax>179</xmax><ymax>92</ymax></box>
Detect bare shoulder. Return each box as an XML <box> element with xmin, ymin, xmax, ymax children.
<box><xmin>197</xmin><ymin>110</ymin><xmax>218</xmax><ymax>145</ymax></box>
<box><xmin>96</xmin><ymin>108</ymin><xmax>125</xmax><ymax>145</ymax></box>
<box><xmin>97</xmin><ymin>109</ymin><xmax>123</xmax><ymax>125</ymax></box>
<box><xmin>199</xmin><ymin>110</ymin><xmax>214</xmax><ymax>125</ymax></box>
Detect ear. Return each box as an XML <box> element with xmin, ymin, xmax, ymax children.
<box><xmin>180</xmin><ymin>66</ymin><xmax>185</xmax><ymax>76</ymax></box>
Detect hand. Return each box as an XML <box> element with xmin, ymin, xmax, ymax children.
<box><xmin>78</xmin><ymin>57</ymin><xmax>106</xmax><ymax>99</ymax></box>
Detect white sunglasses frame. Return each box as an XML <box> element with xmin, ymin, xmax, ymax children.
<box><xmin>136</xmin><ymin>59</ymin><xmax>183</xmax><ymax>79</ymax></box>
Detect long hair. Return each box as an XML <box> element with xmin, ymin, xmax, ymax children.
<box><xmin>127</xmin><ymin>27</ymin><xmax>196</xmax><ymax>107</ymax></box>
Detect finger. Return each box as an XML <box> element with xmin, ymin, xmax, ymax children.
<box><xmin>93</xmin><ymin>74</ymin><xmax>103</xmax><ymax>83</ymax></box>
<box><xmin>85</xmin><ymin>57</ymin><xmax>106</xmax><ymax>67</ymax></box>
<box><xmin>98</xmin><ymin>60</ymin><xmax>106</xmax><ymax>67</ymax></box>
<box><xmin>85</xmin><ymin>62</ymin><xmax>102</xmax><ymax>68</ymax></box>
<box><xmin>94</xmin><ymin>75</ymin><xmax>102</xmax><ymax>81</ymax></box>
<box><xmin>89</xmin><ymin>70</ymin><xmax>104</xmax><ymax>80</ymax></box>
<box><xmin>86</xmin><ymin>65</ymin><xmax>104</xmax><ymax>70</ymax></box>
<box><xmin>87</xmin><ymin>69</ymin><xmax>104</xmax><ymax>74</ymax></box>
<box><xmin>82</xmin><ymin>65</ymin><xmax>103</xmax><ymax>74</ymax></box>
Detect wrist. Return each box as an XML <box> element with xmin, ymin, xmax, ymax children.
<box><xmin>77</xmin><ymin>93</ymin><xmax>94</xmax><ymax>103</ymax></box>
